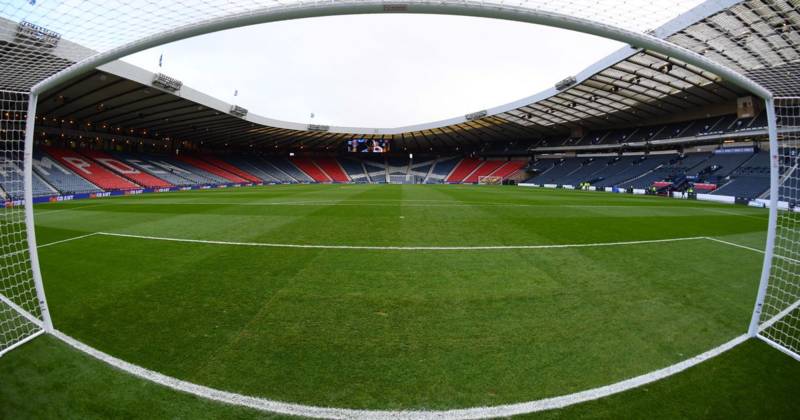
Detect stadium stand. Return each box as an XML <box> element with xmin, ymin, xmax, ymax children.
<box><xmin>33</xmin><ymin>151</ymin><xmax>103</xmax><ymax>195</ymax></box>
<box><xmin>178</xmin><ymin>156</ymin><xmax>247</xmax><ymax>183</ymax></box>
<box><xmin>149</xmin><ymin>157</ymin><xmax>228</xmax><ymax>185</ymax></box>
<box><xmin>711</xmin><ymin>151</ymin><xmax>770</xmax><ymax>198</ymax></box>
<box><xmin>113</xmin><ymin>153</ymin><xmax>197</xmax><ymax>186</ymax></box>
<box><xmin>446</xmin><ymin>158</ymin><xmax>482</xmax><ymax>183</ymax></box>
<box><xmin>265</xmin><ymin>157</ymin><xmax>313</xmax><ymax>182</ymax></box>
<box><xmin>0</xmin><ymin>158</ymin><xmax>58</xmax><ymax>199</ymax></box>
<box><xmin>290</xmin><ymin>157</ymin><xmax>331</xmax><ymax>182</ymax></box>
<box><xmin>221</xmin><ymin>156</ymin><xmax>280</xmax><ymax>183</ymax></box>
<box><xmin>463</xmin><ymin>160</ymin><xmax>506</xmax><ymax>183</ymax></box>
<box><xmin>43</xmin><ymin>147</ymin><xmax>140</xmax><ymax>190</ymax></box>
<box><xmin>82</xmin><ymin>150</ymin><xmax>172</xmax><ymax>188</ymax></box>
<box><xmin>338</xmin><ymin>157</ymin><xmax>369</xmax><ymax>182</ymax></box>
<box><xmin>314</xmin><ymin>158</ymin><xmax>349</xmax><ymax>182</ymax></box>
<box><xmin>201</xmin><ymin>156</ymin><xmax>260</xmax><ymax>183</ymax></box>
<box><xmin>491</xmin><ymin>160</ymin><xmax>526</xmax><ymax>180</ymax></box>
<box><xmin>427</xmin><ymin>157</ymin><xmax>461</xmax><ymax>183</ymax></box>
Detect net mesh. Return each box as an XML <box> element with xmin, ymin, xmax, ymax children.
<box><xmin>0</xmin><ymin>0</ymin><xmax>798</xmax><ymax>358</ymax></box>
<box><xmin>758</xmin><ymin>97</ymin><xmax>800</xmax><ymax>356</ymax></box>
<box><xmin>0</xmin><ymin>90</ymin><xmax>42</xmax><ymax>355</ymax></box>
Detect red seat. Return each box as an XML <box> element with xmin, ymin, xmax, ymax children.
<box><xmin>44</xmin><ymin>147</ymin><xmax>140</xmax><ymax>190</ymax></box>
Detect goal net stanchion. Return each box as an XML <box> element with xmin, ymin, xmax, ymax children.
<box><xmin>478</xmin><ymin>176</ymin><xmax>503</xmax><ymax>185</ymax></box>
<box><xmin>749</xmin><ymin>97</ymin><xmax>800</xmax><ymax>362</ymax></box>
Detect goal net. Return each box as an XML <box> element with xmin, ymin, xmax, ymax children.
<box><xmin>478</xmin><ymin>176</ymin><xmax>503</xmax><ymax>185</ymax></box>
<box><xmin>0</xmin><ymin>91</ymin><xmax>47</xmax><ymax>356</ymax></box>
<box><xmin>751</xmin><ymin>98</ymin><xmax>800</xmax><ymax>360</ymax></box>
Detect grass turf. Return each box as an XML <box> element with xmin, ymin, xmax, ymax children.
<box><xmin>21</xmin><ymin>184</ymin><xmax>775</xmax><ymax>409</ymax></box>
<box><xmin>3</xmin><ymin>335</ymin><xmax>798</xmax><ymax>419</ymax></box>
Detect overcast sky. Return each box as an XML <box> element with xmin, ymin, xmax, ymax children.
<box><xmin>123</xmin><ymin>15</ymin><xmax>627</xmax><ymax>128</ymax></box>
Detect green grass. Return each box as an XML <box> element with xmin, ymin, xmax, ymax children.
<box><xmin>9</xmin><ymin>184</ymin><xmax>785</xmax><ymax>412</ymax></box>
<box><xmin>3</xmin><ymin>335</ymin><xmax>798</xmax><ymax>419</ymax></box>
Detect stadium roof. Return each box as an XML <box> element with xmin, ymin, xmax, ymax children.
<box><xmin>6</xmin><ymin>0</ymin><xmax>799</xmax><ymax>151</ymax></box>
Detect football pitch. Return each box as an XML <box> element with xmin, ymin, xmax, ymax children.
<box><xmin>3</xmin><ymin>184</ymin><xmax>799</xmax><ymax>418</ymax></box>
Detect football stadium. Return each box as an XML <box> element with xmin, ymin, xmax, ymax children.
<box><xmin>1</xmin><ymin>1</ymin><xmax>799</xmax><ymax>419</ymax></box>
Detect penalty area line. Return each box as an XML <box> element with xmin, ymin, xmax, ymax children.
<box><xmin>93</xmin><ymin>232</ymin><xmax>708</xmax><ymax>251</ymax></box>
<box><xmin>37</xmin><ymin>232</ymin><xmax>100</xmax><ymax>249</ymax></box>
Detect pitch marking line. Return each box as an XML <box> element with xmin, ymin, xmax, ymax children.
<box><xmin>51</xmin><ymin>328</ymin><xmax>747</xmax><ymax>419</ymax></box>
<box><xmin>37</xmin><ymin>232</ymin><xmax>100</xmax><ymax>249</ymax></box>
<box><xmin>93</xmin><ymin>232</ymin><xmax>708</xmax><ymax>251</ymax></box>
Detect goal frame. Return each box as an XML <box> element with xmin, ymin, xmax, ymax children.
<box><xmin>2</xmin><ymin>1</ymin><xmax>796</xmax><ymax>416</ymax></box>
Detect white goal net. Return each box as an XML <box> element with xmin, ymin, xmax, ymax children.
<box><xmin>0</xmin><ymin>91</ymin><xmax>46</xmax><ymax>356</ymax></box>
<box><xmin>0</xmin><ymin>0</ymin><xmax>798</xmax><ymax>366</ymax></box>
<box><xmin>752</xmin><ymin>97</ymin><xmax>800</xmax><ymax>360</ymax></box>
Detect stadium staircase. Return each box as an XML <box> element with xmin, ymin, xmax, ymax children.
<box><xmin>178</xmin><ymin>156</ymin><xmax>247</xmax><ymax>183</ymax></box>
<box><xmin>201</xmin><ymin>156</ymin><xmax>261</xmax><ymax>183</ymax></box>
<box><xmin>82</xmin><ymin>150</ymin><xmax>172</xmax><ymax>188</ymax></box>
<box><xmin>44</xmin><ymin>147</ymin><xmax>140</xmax><ymax>191</ymax></box>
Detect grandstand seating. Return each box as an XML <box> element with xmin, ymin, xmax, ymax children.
<box><xmin>82</xmin><ymin>150</ymin><xmax>172</xmax><ymax>188</ymax></box>
<box><xmin>221</xmin><ymin>156</ymin><xmax>280</xmax><ymax>183</ymax></box>
<box><xmin>290</xmin><ymin>157</ymin><xmax>331</xmax><ymax>182</ymax></box>
<box><xmin>33</xmin><ymin>151</ymin><xmax>103</xmax><ymax>194</ymax></box>
<box><xmin>201</xmin><ymin>156</ymin><xmax>260</xmax><ymax>183</ymax></box>
<box><xmin>489</xmin><ymin>160</ymin><xmax>526</xmax><ymax>180</ymax></box>
<box><xmin>44</xmin><ymin>147</ymin><xmax>140</xmax><ymax>190</ymax></box>
<box><xmin>147</xmin><ymin>157</ymin><xmax>225</xmax><ymax>185</ymax></box>
<box><xmin>178</xmin><ymin>156</ymin><xmax>247</xmax><ymax>183</ymax></box>
<box><xmin>446</xmin><ymin>158</ymin><xmax>482</xmax><ymax>183</ymax></box>
<box><xmin>338</xmin><ymin>157</ymin><xmax>368</xmax><ymax>181</ymax></box>
<box><xmin>0</xmin><ymin>158</ymin><xmax>58</xmax><ymax>199</ymax></box>
<box><xmin>463</xmin><ymin>160</ymin><xmax>506</xmax><ymax>183</ymax></box>
<box><xmin>314</xmin><ymin>158</ymin><xmax>349</xmax><ymax>182</ymax></box>
<box><xmin>711</xmin><ymin>152</ymin><xmax>770</xmax><ymax>199</ymax></box>
<box><xmin>265</xmin><ymin>157</ymin><xmax>313</xmax><ymax>182</ymax></box>
<box><xmin>114</xmin><ymin>153</ymin><xmax>196</xmax><ymax>186</ymax></box>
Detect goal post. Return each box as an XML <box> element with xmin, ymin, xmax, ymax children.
<box><xmin>478</xmin><ymin>176</ymin><xmax>503</xmax><ymax>185</ymax></box>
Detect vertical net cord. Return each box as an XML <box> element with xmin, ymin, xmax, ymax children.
<box><xmin>23</xmin><ymin>93</ymin><xmax>52</xmax><ymax>333</ymax></box>
<box><xmin>749</xmin><ymin>97</ymin><xmax>779</xmax><ymax>337</ymax></box>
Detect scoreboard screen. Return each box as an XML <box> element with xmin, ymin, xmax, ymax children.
<box><xmin>347</xmin><ymin>138</ymin><xmax>390</xmax><ymax>153</ymax></box>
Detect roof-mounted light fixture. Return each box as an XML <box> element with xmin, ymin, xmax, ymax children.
<box><xmin>16</xmin><ymin>21</ymin><xmax>61</xmax><ymax>48</ymax></box>
<box><xmin>229</xmin><ymin>105</ymin><xmax>248</xmax><ymax>118</ymax></box>
<box><xmin>152</xmin><ymin>73</ymin><xmax>182</xmax><ymax>92</ymax></box>
<box><xmin>465</xmin><ymin>110</ymin><xmax>487</xmax><ymax>121</ymax></box>
<box><xmin>555</xmin><ymin>76</ymin><xmax>577</xmax><ymax>91</ymax></box>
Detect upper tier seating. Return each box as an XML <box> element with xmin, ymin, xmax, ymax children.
<box><xmin>290</xmin><ymin>157</ymin><xmax>331</xmax><ymax>182</ymax></box>
<box><xmin>33</xmin><ymin>151</ymin><xmax>102</xmax><ymax>195</ymax></box>
<box><xmin>314</xmin><ymin>158</ymin><xmax>349</xmax><ymax>182</ymax></box>
<box><xmin>178</xmin><ymin>156</ymin><xmax>246</xmax><ymax>183</ymax></box>
<box><xmin>201</xmin><ymin>156</ymin><xmax>261</xmax><ymax>183</ymax></box>
<box><xmin>82</xmin><ymin>150</ymin><xmax>172</xmax><ymax>188</ymax></box>
<box><xmin>44</xmin><ymin>147</ymin><xmax>140</xmax><ymax>190</ymax></box>
<box><xmin>446</xmin><ymin>158</ymin><xmax>482</xmax><ymax>182</ymax></box>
